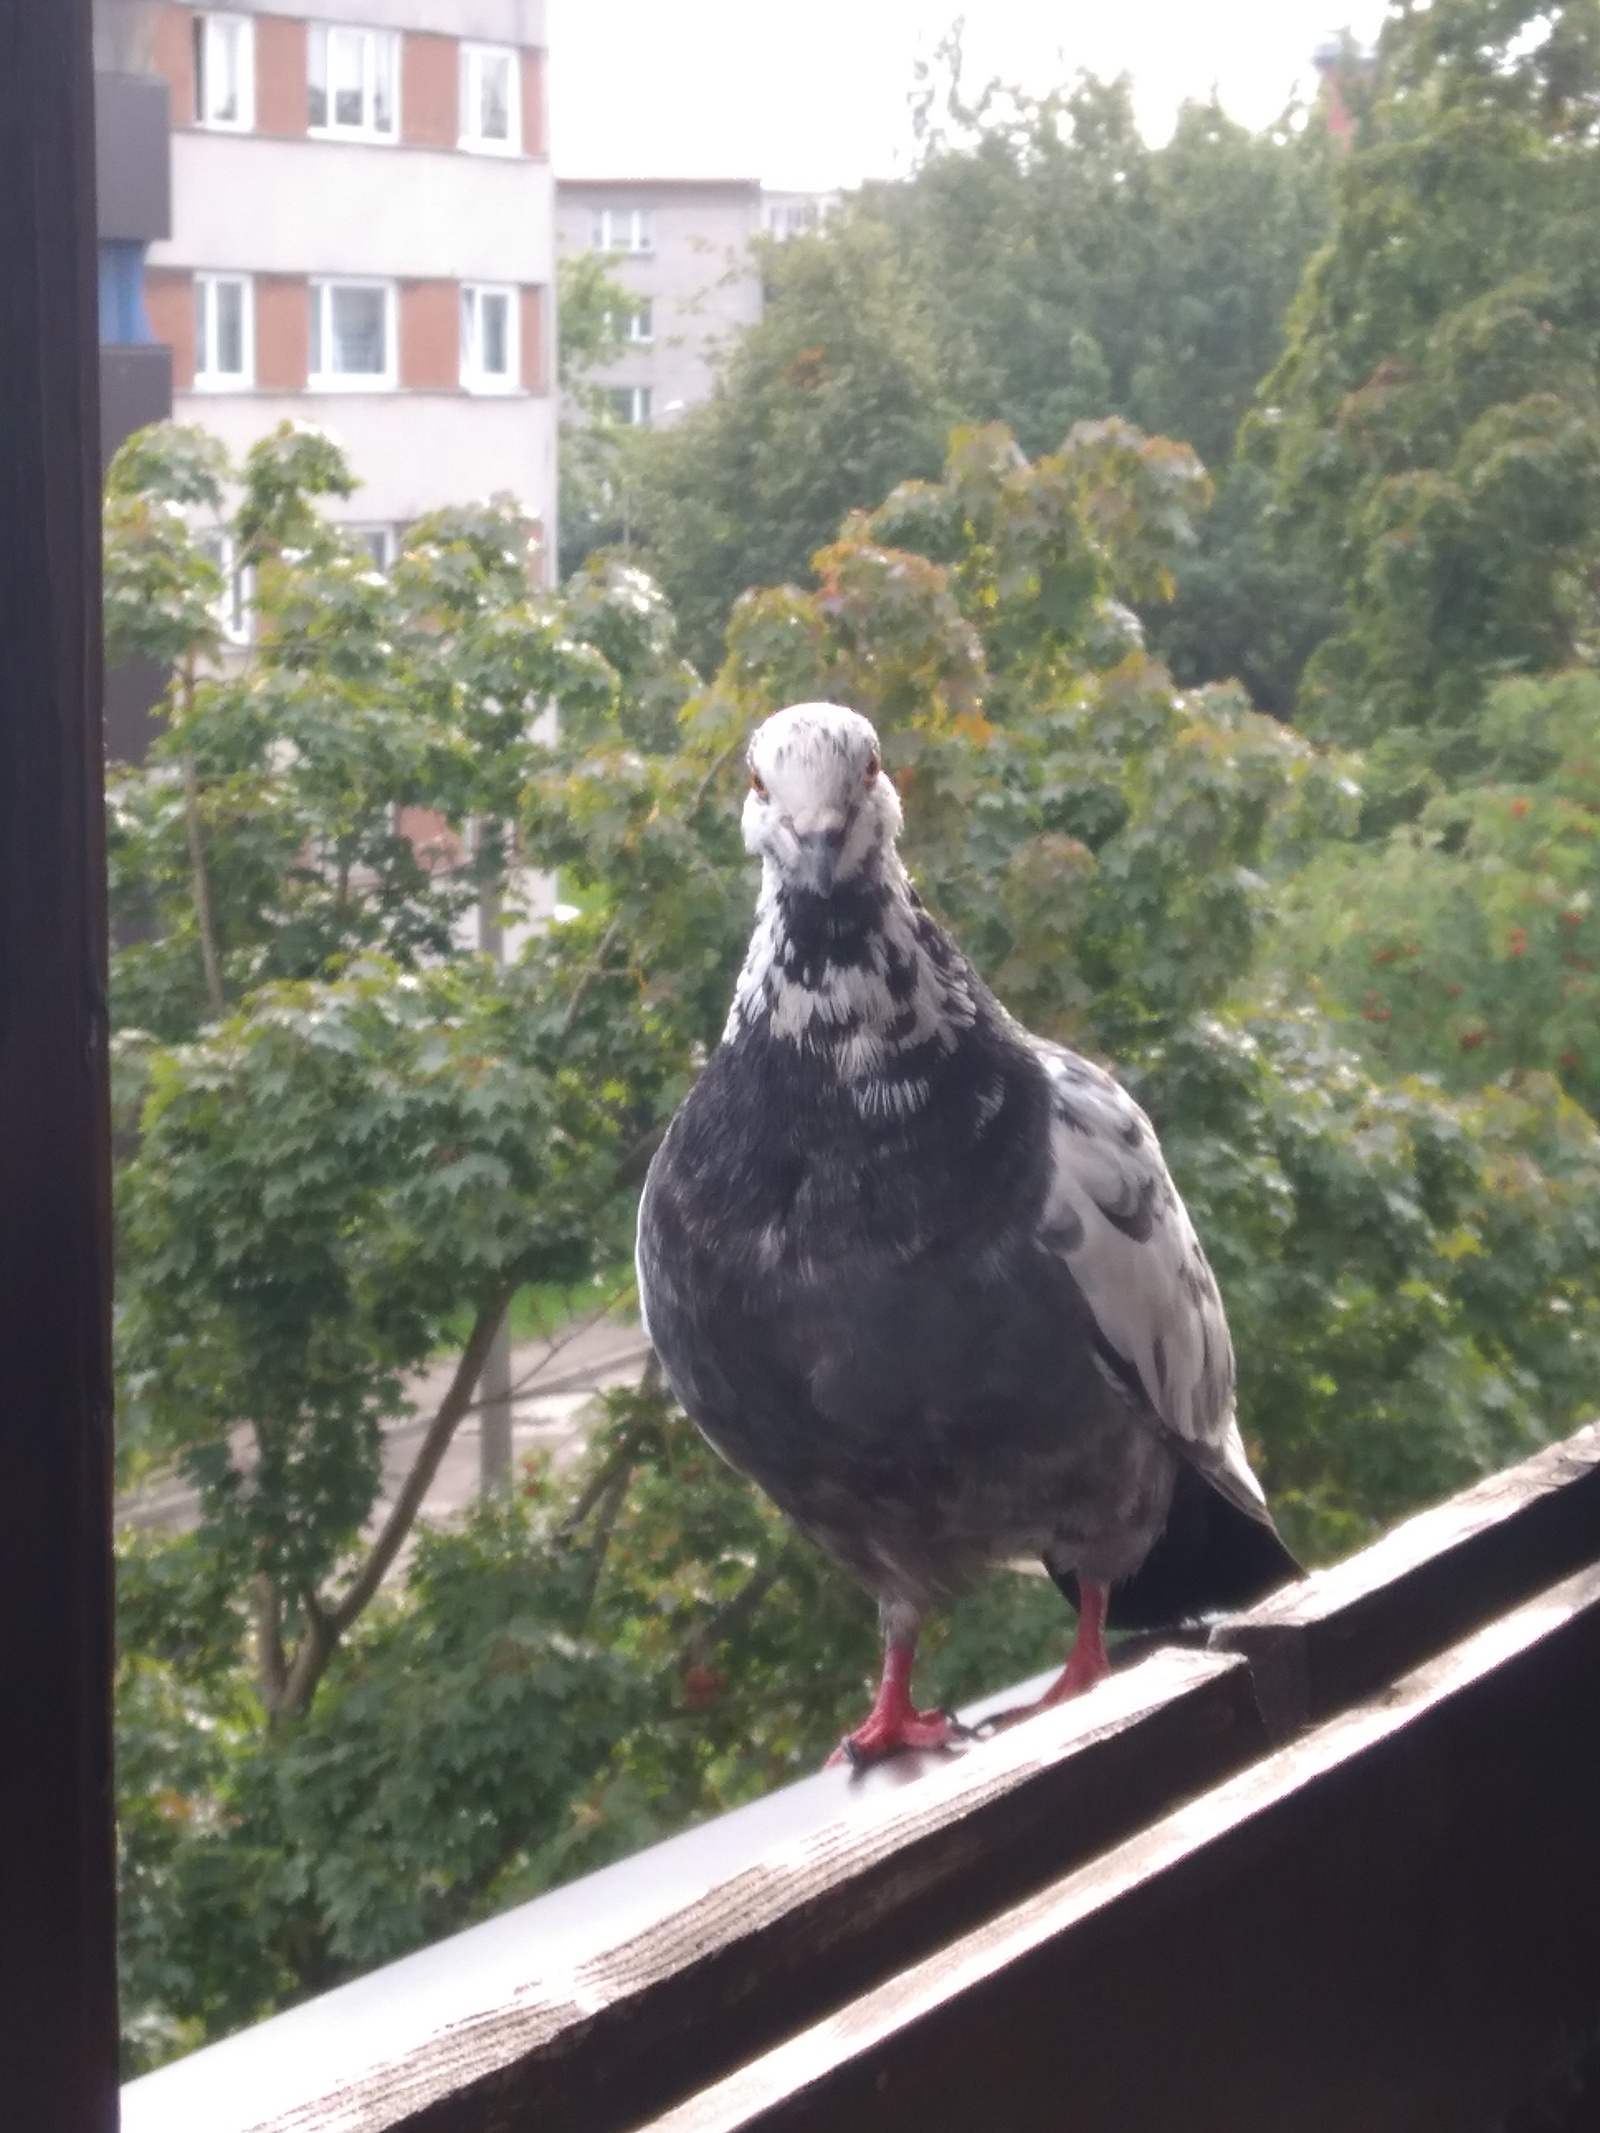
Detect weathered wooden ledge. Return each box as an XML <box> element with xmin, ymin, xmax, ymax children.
<box><xmin>121</xmin><ymin>1421</ymin><xmax>1600</xmax><ymax>2133</ymax></box>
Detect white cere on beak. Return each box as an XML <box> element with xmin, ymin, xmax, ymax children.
<box><xmin>742</xmin><ymin>702</ymin><xmax>903</xmax><ymax>896</ymax></box>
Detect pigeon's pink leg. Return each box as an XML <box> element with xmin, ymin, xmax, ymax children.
<box><xmin>1038</xmin><ymin>1577</ymin><xmax>1112</xmax><ymax>1704</ymax></box>
<box><xmin>827</xmin><ymin>1632</ymin><xmax>955</xmax><ymax>1769</ymax></box>
<box><xmin>987</xmin><ymin>1579</ymin><xmax>1112</xmax><ymax>1732</ymax></box>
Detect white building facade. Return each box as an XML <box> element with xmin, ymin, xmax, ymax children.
<box><xmin>555</xmin><ymin>178</ymin><xmax>835</xmax><ymax>428</ymax></box>
<box><xmin>145</xmin><ymin>0</ymin><xmax>555</xmax><ymax>569</ymax></box>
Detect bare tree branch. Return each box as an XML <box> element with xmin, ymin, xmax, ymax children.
<box><xmin>264</xmin><ymin>1290</ymin><xmax>514</xmax><ymax>1718</ymax></box>
<box><xmin>573</xmin><ymin>1458</ymin><xmax>634</xmax><ymax>1628</ymax></box>
<box><xmin>328</xmin><ymin>1288</ymin><xmax>513</xmax><ymax>1639</ymax></box>
<box><xmin>558</xmin><ymin>913</ymin><xmax>624</xmax><ymax>1039</ymax></box>
<box><xmin>689</xmin><ymin>738</ymin><xmax>743</xmax><ymax>818</ymax></box>
<box><xmin>555</xmin><ymin>1430</ymin><xmax>640</xmax><ymax>1544</ymax></box>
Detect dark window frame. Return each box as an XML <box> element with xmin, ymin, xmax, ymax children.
<box><xmin>0</xmin><ymin>2</ymin><xmax>119</xmax><ymax>2127</ymax></box>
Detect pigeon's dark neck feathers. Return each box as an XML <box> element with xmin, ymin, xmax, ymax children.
<box><xmin>725</xmin><ymin>849</ymin><xmax>991</xmax><ymax>1112</ymax></box>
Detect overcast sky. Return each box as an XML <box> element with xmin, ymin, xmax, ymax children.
<box><xmin>549</xmin><ymin>1</ymin><xmax>1394</xmax><ymax>191</ymax></box>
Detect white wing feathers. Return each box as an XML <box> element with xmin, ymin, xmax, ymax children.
<box><xmin>1029</xmin><ymin>1040</ymin><xmax>1267</xmax><ymax>1517</ymax></box>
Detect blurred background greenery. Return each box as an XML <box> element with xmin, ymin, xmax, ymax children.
<box><xmin>110</xmin><ymin>0</ymin><xmax>1600</xmax><ymax>2073</ymax></box>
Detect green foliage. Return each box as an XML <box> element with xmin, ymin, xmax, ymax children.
<box><xmin>106</xmin><ymin>424</ymin><xmax>614</xmax><ymax>1040</ymax></box>
<box><xmin>623</xmin><ymin>62</ymin><xmax>1334</xmax><ymax>701</ymax></box>
<box><xmin>556</xmin><ymin>251</ymin><xmax>663</xmax><ymax>568</ymax></box>
<box><xmin>1274</xmin><ymin>667</ymin><xmax>1600</xmax><ymax>1112</ymax></box>
<box><xmin>114</xmin><ymin>403</ymin><xmax>1600</xmax><ymax>2076</ymax></box>
<box><xmin>895</xmin><ymin>66</ymin><xmax>1334</xmax><ymax>472</ymax></box>
<box><xmin>1135</xmin><ymin>1009</ymin><xmax>1600</xmax><ymax>1561</ymax></box>
<box><xmin>1258</xmin><ymin>0</ymin><xmax>1600</xmax><ymax>809</ymax></box>
<box><xmin>118</xmin><ymin>962</ymin><xmax>635</xmax><ymax>1601</ymax></box>
<box><xmin>628</xmin><ymin>217</ymin><xmax>957</xmax><ymax>668</ymax></box>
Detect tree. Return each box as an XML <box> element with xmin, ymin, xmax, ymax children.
<box><xmin>630</xmin><ymin>216</ymin><xmax>957</xmax><ymax>671</ymax></box>
<box><xmin>110</xmin><ymin>422</ymin><xmax>655</xmax><ymax>1727</ymax></box>
<box><xmin>115</xmin><ymin>414</ymin><xmax>1600</xmax><ymax>2071</ymax></box>
<box><xmin>1273</xmin><ymin>666</ymin><xmax>1600</xmax><ymax>1115</ymax></box>
<box><xmin>625</xmin><ymin>58</ymin><xmax>1335</xmax><ymax>702</ymax></box>
<box><xmin>1258</xmin><ymin>0</ymin><xmax>1600</xmax><ymax>814</ymax></box>
<box><xmin>555</xmin><ymin>251</ymin><xmax>660</xmax><ymax>572</ymax></box>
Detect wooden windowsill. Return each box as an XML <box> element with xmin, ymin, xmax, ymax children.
<box><xmin>121</xmin><ymin>1422</ymin><xmax>1600</xmax><ymax>2133</ymax></box>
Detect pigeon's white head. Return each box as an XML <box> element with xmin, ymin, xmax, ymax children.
<box><xmin>743</xmin><ymin>702</ymin><xmax>903</xmax><ymax>897</ymax></box>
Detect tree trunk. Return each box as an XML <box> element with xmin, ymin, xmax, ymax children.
<box><xmin>180</xmin><ymin>657</ymin><xmax>225</xmax><ymax>1018</ymax></box>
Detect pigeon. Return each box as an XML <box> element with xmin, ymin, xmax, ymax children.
<box><xmin>636</xmin><ymin>702</ymin><xmax>1297</xmax><ymax>1765</ymax></box>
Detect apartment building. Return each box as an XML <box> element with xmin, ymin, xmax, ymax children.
<box><xmin>143</xmin><ymin>0</ymin><xmax>555</xmax><ymax>570</ymax></box>
<box><xmin>555</xmin><ymin>178</ymin><xmax>836</xmax><ymax>427</ymax></box>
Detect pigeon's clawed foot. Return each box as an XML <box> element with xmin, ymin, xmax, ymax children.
<box><xmin>826</xmin><ymin>1629</ymin><xmax>971</xmax><ymax>1769</ymax></box>
<box><xmin>827</xmin><ymin>1700</ymin><xmax>963</xmax><ymax>1769</ymax></box>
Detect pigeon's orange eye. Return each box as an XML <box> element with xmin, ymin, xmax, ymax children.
<box><xmin>750</xmin><ymin>769</ymin><xmax>769</xmax><ymax>799</ymax></box>
<box><xmin>864</xmin><ymin>755</ymin><xmax>881</xmax><ymax>785</ymax></box>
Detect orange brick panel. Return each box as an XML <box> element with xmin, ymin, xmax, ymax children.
<box><xmin>151</xmin><ymin>5</ymin><xmax>195</xmax><ymax>125</ymax></box>
<box><xmin>403</xmin><ymin>32</ymin><xmax>458</xmax><ymax>147</ymax></box>
<box><xmin>144</xmin><ymin>268</ymin><xmax>195</xmax><ymax>387</ymax></box>
<box><xmin>521</xmin><ymin>285</ymin><xmax>546</xmax><ymax>393</ymax></box>
<box><xmin>255</xmin><ymin>275</ymin><xmax>308</xmax><ymax>391</ymax></box>
<box><xmin>397</xmin><ymin>807</ymin><xmax>462</xmax><ymax>873</ymax></box>
<box><xmin>401</xmin><ymin>281</ymin><xmax>459</xmax><ymax>390</ymax></box>
<box><xmin>521</xmin><ymin>47</ymin><xmax>546</xmax><ymax>156</ymax></box>
<box><xmin>256</xmin><ymin>14</ymin><xmax>308</xmax><ymax>135</ymax></box>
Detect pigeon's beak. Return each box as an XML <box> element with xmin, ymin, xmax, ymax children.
<box><xmin>792</xmin><ymin>827</ymin><xmax>843</xmax><ymax>895</ymax></box>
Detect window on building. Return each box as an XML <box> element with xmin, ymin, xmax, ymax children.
<box><xmin>194</xmin><ymin>273</ymin><xmax>252</xmax><ymax>388</ymax></box>
<box><xmin>461</xmin><ymin>44</ymin><xmax>519</xmax><ymax>152</ymax></box>
<box><xmin>193</xmin><ymin>13</ymin><xmax>254</xmax><ymax>130</ymax></box>
<box><xmin>592</xmin><ymin>208</ymin><xmax>652</xmax><ymax>255</ymax></box>
<box><xmin>308</xmin><ymin>25</ymin><xmax>399</xmax><ymax>139</ymax></box>
<box><xmin>605</xmin><ymin>384</ymin><xmax>652</xmax><ymax>426</ymax></box>
<box><xmin>345</xmin><ymin>525</ymin><xmax>396</xmax><ymax>569</ymax></box>
<box><xmin>460</xmin><ymin>284</ymin><xmax>519</xmax><ymax>392</ymax></box>
<box><xmin>308</xmin><ymin>280</ymin><xmax>396</xmax><ymax>388</ymax></box>
<box><xmin>600</xmin><ymin>302</ymin><xmax>653</xmax><ymax>346</ymax></box>
<box><xmin>196</xmin><ymin>532</ymin><xmax>253</xmax><ymax>645</ymax></box>
<box><xmin>764</xmin><ymin>198</ymin><xmax>815</xmax><ymax>240</ymax></box>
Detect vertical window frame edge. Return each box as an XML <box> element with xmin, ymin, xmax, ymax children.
<box><xmin>193</xmin><ymin>271</ymin><xmax>255</xmax><ymax>391</ymax></box>
<box><xmin>460</xmin><ymin>281</ymin><xmax>520</xmax><ymax>394</ymax></box>
<box><xmin>195</xmin><ymin>10</ymin><xmax>257</xmax><ymax>133</ymax></box>
<box><xmin>459</xmin><ymin>41</ymin><xmax>522</xmax><ymax>156</ymax></box>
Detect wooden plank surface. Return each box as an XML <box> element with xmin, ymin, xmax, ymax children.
<box><xmin>0</xmin><ymin>2</ymin><xmax>120</xmax><ymax>2130</ymax></box>
<box><xmin>1214</xmin><ymin>1419</ymin><xmax>1600</xmax><ymax>1736</ymax></box>
<box><xmin>125</xmin><ymin>1423</ymin><xmax>1600</xmax><ymax>2133</ymax></box>
<box><xmin>124</xmin><ymin>1646</ymin><xmax>1267</xmax><ymax>2133</ymax></box>
<box><xmin>645</xmin><ymin>1561</ymin><xmax>1600</xmax><ymax>2133</ymax></box>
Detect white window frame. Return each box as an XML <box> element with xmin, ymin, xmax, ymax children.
<box><xmin>592</xmin><ymin>208</ymin><xmax>652</xmax><ymax>255</ymax></box>
<box><xmin>308</xmin><ymin>279</ymin><xmax>397</xmax><ymax>391</ymax></box>
<box><xmin>197</xmin><ymin>532</ymin><xmax>253</xmax><ymax>646</ymax></box>
<box><xmin>193</xmin><ymin>272</ymin><xmax>253</xmax><ymax>390</ymax></box>
<box><xmin>621</xmin><ymin>300</ymin><xmax>654</xmax><ymax>345</ymax></box>
<box><xmin>460</xmin><ymin>43</ymin><xmax>520</xmax><ymax>154</ymax></box>
<box><xmin>605</xmin><ymin>384</ymin><xmax>652</xmax><ymax>427</ymax></box>
<box><xmin>308</xmin><ymin>24</ymin><xmax>400</xmax><ymax>142</ymax></box>
<box><xmin>194</xmin><ymin>13</ymin><xmax>255</xmax><ymax>131</ymax></box>
<box><xmin>460</xmin><ymin>283</ymin><xmax>520</xmax><ymax>394</ymax></box>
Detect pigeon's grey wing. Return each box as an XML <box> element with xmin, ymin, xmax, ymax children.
<box><xmin>1029</xmin><ymin>1038</ymin><xmax>1268</xmax><ymax>1522</ymax></box>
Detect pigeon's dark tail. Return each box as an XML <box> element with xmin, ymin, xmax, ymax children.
<box><xmin>1051</xmin><ymin>1459</ymin><xmax>1301</xmax><ymax>1633</ymax></box>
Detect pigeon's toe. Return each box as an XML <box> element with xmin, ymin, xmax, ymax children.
<box><xmin>828</xmin><ymin>1702</ymin><xmax>966</xmax><ymax>1769</ymax></box>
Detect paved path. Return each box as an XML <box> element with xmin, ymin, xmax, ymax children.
<box><xmin>117</xmin><ymin>1316</ymin><xmax>652</xmax><ymax>1540</ymax></box>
